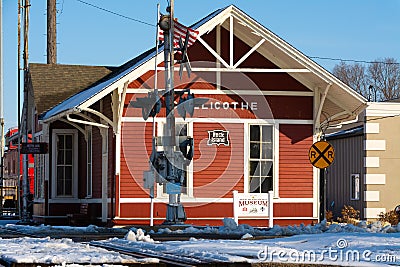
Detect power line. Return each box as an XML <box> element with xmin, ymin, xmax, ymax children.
<box><xmin>310</xmin><ymin>56</ymin><xmax>400</xmax><ymax>65</ymax></box>
<box><xmin>75</xmin><ymin>0</ymin><xmax>399</xmax><ymax>66</ymax></box>
<box><xmin>76</xmin><ymin>0</ymin><xmax>155</xmax><ymax>27</ymax></box>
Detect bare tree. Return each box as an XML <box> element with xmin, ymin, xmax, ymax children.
<box><xmin>332</xmin><ymin>57</ymin><xmax>400</xmax><ymax>102</ymax></box>
<box><xmin>368</xmin><ymin>58</ymin><xmax>400</xmax><ymax>101</ymax></box>
<box><xmin>333</xmin><ymin>61</ymin><xmax>369</xmax><ymax>98</ymax></box>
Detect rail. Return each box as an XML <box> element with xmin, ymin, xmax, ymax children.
<box><xmin>90</xmin><ymin>242</ymin><xmax>203</xmax><ymax>267</ymax></box>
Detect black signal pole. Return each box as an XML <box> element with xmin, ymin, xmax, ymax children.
<box><xmin>159</xmin><ymin>0</ymin><xmax>186</xmax><ymax>224</ymax></box>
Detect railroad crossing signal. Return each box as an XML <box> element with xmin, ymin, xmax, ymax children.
<box><xmin>308</xmin><ymin>141</ymin><xmax>334</xmax><ymax>169</ymax></box>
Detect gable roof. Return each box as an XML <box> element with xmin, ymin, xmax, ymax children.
<box><xmin>39</xmin><ymin>5</ymin><xmax>366</xmax><ymax>125</ymax></box>
<box><xmin>29</xmin><ymin>63</ymin><xmax>114</xmax><ymax>114</ymax></box>
<box><xmin>38</xmin><ymin>7</ymin><xmax>226</xmax><ymax>121</ymax></box>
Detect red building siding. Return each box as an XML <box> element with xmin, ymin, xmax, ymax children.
<box><xmin>193</xmin><ymin>122</ymin><xmax>244</xmax><ymax>198</ymax></box>
<box><xmin>115</xmin><ymin>16</ymin><xmax>318</xmax><ymax>226</ymax></box>
<box><xmin>279</xmin><ymin>124</ymin><xmax>314</xmax><ymax>198</ymax></box>
<box><xmin>120</xmin><ymin>122</ymin><xmax>154</xmax><ymax>198</ymax></box>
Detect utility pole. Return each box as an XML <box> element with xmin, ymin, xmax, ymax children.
<box><xmin>21</xmin><ymin>0</ymin><xmax>30</xmax><ymax>223</ymax></box>
<box><xmin>47</xmin><ymin>0</ymin><xmax>56</xmax><ymax>64</ymax></box>
<box><xmin>17</xmin><ymin>0</ymin><xmax>22</xmax><ymax>219</ymax></box>
<box><xmin>0</xmin><ymin>0</ymin><xmax>5</xmax><ymax>216</ymax></box>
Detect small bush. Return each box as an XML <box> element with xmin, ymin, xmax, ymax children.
<box><xmin>325</xmin><ymin>210</ymin><xmax>333</xmax><ymax>222</ymax></box>
<box><xmin>337</xmin><ymin>205</ymin><xmax>360</xmax><ymax>224</ymax></box>
<box><xmin>378</xmin><ymin>210</ymin><xmax>399</xmax><ymax>226</ymax></box>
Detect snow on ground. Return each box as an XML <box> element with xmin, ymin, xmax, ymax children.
<box><xmin>153</xmin><ymin>218</ymin><xmax>400</xmax><ymax>236</ymax></box>
<box><xmin>96</xmin><ymin>219</ymin><xmax>400</xmax><ymax>266</ymax></box>
<box><xmin>0</xmin><ymin>237</ymin><xmax>159</xmax><ymax>265</ymax></box>
<box><xmin>94</xmin><ymin>231</ymin><xmax>400</xmax><ymax>266</ymax></box>
<box><xmin>124</xmin><ymin>228</ymin><xmax>154</xmax><ymax>242</ymax></box>
<box><xmin>1</xmin><ymin>218</ymin><xmax>400</xmax><ymax>266</ymax></box>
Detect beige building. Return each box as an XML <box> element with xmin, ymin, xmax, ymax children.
<box><xmin>326</xmin><ymin>102</ymin><xmax>400</xmax><ymax>220</ymax></box>
<box><xmin>363</xmin><ymin>102</ymin><xmax>400</xmax><ymax>219</ymax></box>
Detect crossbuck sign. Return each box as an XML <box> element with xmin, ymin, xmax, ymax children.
<box><xmin>308</xmin><ymin>140</ymin><xmax>335</xmax><ymax>169</ymax></box>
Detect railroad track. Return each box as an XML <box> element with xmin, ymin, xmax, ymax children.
<box><xmin>0</xmin><ymin>228</ymin><xmax>339</xmax><ymax>267</ymax></box>
<box><xmin>0</xmin><ymin>228</ymin><xmax>206</xmax><ymax>266</ymax></box>
<box><xmin>0</xmin><ymin>227</ymin><xmax>127</xmax><ymax>241</ymax></box>
<box><xmin>0</xmin><ymin>227</ymin><xmax>43</xmax><ymax>238</ymax></box>
<box><xmin>90</xmin><ymin>242</ymin><xmax>208</xmax><ymax>267</ymax></box>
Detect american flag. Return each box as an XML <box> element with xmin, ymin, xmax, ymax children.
<box><xmin>158</xmin><ymin>20</ymin><xmax>199</xmax><ymax>48</ymax></box>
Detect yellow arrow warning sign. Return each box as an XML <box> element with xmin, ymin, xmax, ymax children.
<box><xmin>308</xmin><ymin>141</ymin><xmax>335</xmax><ymax>169</ymax></box>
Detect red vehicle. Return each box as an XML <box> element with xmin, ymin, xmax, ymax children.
<box><xmin>3</xmin><ymin>128</ymin><xmax>34</xmax><ymax>206</ymax></box>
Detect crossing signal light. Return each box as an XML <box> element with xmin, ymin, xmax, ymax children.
<box><xmin>185</xmin><ymin>93</ymin><xmax>195</xmax><ymax>117</ymax></box>
<box><xmin>176</xmin><ymin>92</ymin><xmax>208</xmax><ymax>120</ymax></box>
<box><xmin>179</xmin><ymin>137</ymin><xmax>194</xmax><ymax>161</ymax></box>
<box><xmin>177</xmin><ymin>95</ymin><xmax>187</xmax><ymax>119</ymax></box>
<box><xmin>152</xmin><ymin>151</ymin><xmax>168</xmax><ymax>184</ymax></box>
<box><xmin>129</xmin><ymin>92</ymin><xmax>161</xmax><ymax>120</ymax></box>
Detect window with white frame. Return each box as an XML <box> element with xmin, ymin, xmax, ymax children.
<box><xmin>34</xmin><ymin>135</ymin><xmax>45</xmax><ymax>199</ymax></box>
<box><xmin>86</xmin><ymin>126</ymin><xmax>93</xmax><ymax>198</ymax></box>
<box><xmin>248</xmin><ymin>125</ymin><xmax>273</xmax><ymax>193</ymax></box>
<box><xmin>52</xmin><ymin>130</ymin><xmax>78</xmax><ymax>198</ymax></box>
<box><xmin>350</xmin><ymin>173</ymin><xmax>360</xmax><ymax>200</ymax></box>
<box><xmin>157</xmin><ymin>122</ymin><xmax>191</xmax><ymax>197</ymax></box>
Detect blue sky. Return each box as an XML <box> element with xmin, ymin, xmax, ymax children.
<box><xmin>2</xmin><ymin>0</ymin><xmax>400</xmax><ymax>130</ymax></box>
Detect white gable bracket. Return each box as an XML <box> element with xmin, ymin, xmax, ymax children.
<box><xmin>314</xmin><ymin>83</ymin><xmax>332</xmax><ymax>134</ymax></box>
<box><xmin>118</xmin><ymin>82</ymin><xmax>128</xmax><ymax>126</ymax></box>
<box><xmin>66</xmin><ymin>114</ymin><xmax>109</xmax><ymax>128</ymax></box>
<box><xmin>112</xmin><ymin>82</ymin><xmax>128</xmax><ymax>134</ymax></box>
<box><xmin>197</xmin><ymin>36</ymin><xmax>230</xmax><ymax>68</ymax></box>
<box><xmin>59</xmin><ymin>118</ymin><xmax>86</xmax><ymax>138</ymax></box>
<box><xmin>233</xmin><ymin>39</ymin><xmax>265</xmax><ymax>68</ymax></box>
<box><xmin>82</xmin><ymin>107</ymin><xmax>114</xmax><ymax>129</ymax></box>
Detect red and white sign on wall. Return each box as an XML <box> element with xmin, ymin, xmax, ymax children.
<box><xmin>233</xmin><ymin>190</ymin><xmax>274</xmax><ymax>227</ymax></box>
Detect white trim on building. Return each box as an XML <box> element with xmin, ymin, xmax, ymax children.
<box><xmin>364</xmin><ymin>157</ymin><xmax>380</xmax><ymax>168</ymax></box>
<box><xmin>364</xmin><ymin>208</ymin><xmax>386</xmax><ymax>219</ymax></box>
<box><xmin>364</xmin><ymin>191</ymin><xmax>380</xmax><ymax>202</ymax></box>
<box><xmin>51</xmin><ymin>129</ymin><xmax>79</xmax><ymax>200</ymax></box>
<box><xmin>364</xmin><ymin>174</ymin><xmax>386</xmax><ymax>185</ymax></box>
<box><xmin>364</xmin><ymin>140</ymin><xmax>386</xmax><ymax>151</ymax></box>
<box><xmin>364</xmin><ymin>123</ymin><xmax>380</xmax><ymax>134</ymax></box>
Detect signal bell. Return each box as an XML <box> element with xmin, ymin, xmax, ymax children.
<box><xmin>159</xmin><ymin>15</ymin><xmax>170</xmax><ymax>31</ymax></box>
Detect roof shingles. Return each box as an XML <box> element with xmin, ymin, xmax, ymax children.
<box><xmin>29</xmin><ymin>63</ymin><xmax>114</xmax><ymax>114</ymax></box>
